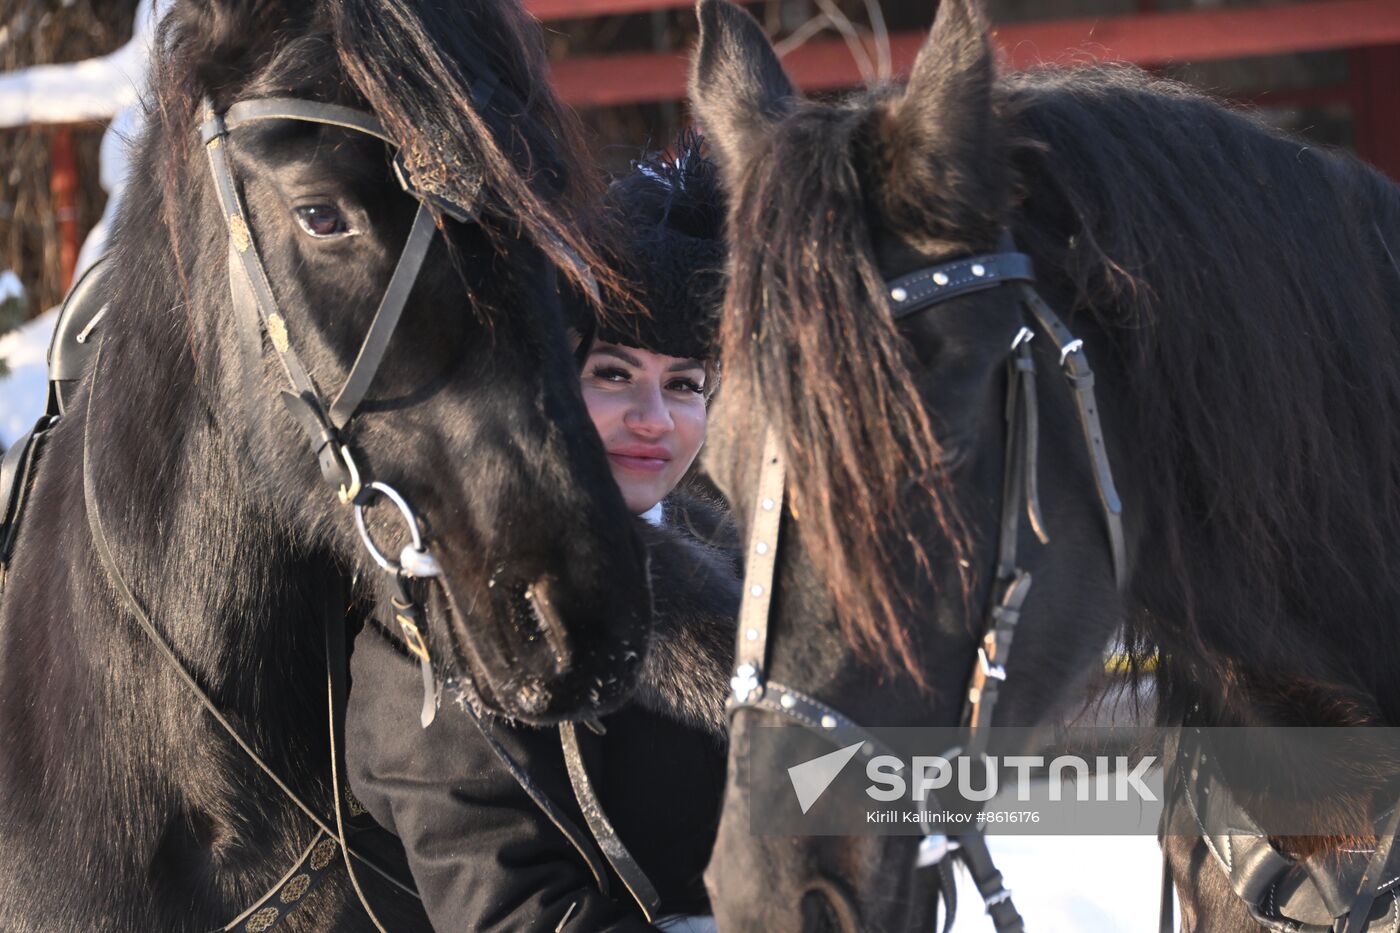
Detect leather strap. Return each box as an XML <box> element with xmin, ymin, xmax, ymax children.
<box><xmin>218</xmin><ymin>98</ymin><xmax>394</xmax><ymax>145</ymax></box>
<box><xmin>888</xmin><ymin>252</ymin><xmax>1035</xmax><ymax>320</ymax></box>
<box><xmin>560</xmin><ymin>722</ymin><xmax>663</xmax><ymax>921</ymax></box>
<box><xmin>216</xmin><ymin>828</ymin><xmax>338</xmax><ymax>933</ymax></box>
<box><xmin>730</xmin><ymin>427</ymin><xmax>785</xmax><ymax>704</ymax></box>
<box><xmin>203</xmin><ymin>107</ymin><xmax>323</xmax><ymax>402</ymax></box>
<box><xmin>329</xmin><ymin>203</ymin><xmax>437</xmax><ymax>428</ymax></box>
<box><xmin>0</xmin><ymin>415</ymin><xmax>55</xmax><ymax>570</ymax></box>
<box><xmin>450</xmin><ymin>687</ymin><xmax>614</xmax><ymax>897</ymax></box>
<box><xmin>202</xmin><ymin>97</ymin><xmax>453</xmax><ymax>489</ymax></box>
<box><xmin>80</xmin><ymin>342</ymin><xmax>419</xmax><ymax>911</ymax></box>
<box><xmin>326</xmin><ymin>602</ymin><xmax>394</xmax><ymax>933</ymax></box>
<box><xmin>1158</xmin><ymin>753</ymin><xmax>1177</xmax><ymax>933</ymax></box>
<box><xmin>964</xmin><ymin>571</ymin><xmax>1031</xmax><ymax>750</ymax></box>
<box><xmin>958</xmin><ymin>830</ymin><xmax>1025</xmax><ymax>933</ymax></box>
<box><xmin>1019</xmin><ymin>287</ymin><xmax>1127</xmax><ymax>589</ymax></box>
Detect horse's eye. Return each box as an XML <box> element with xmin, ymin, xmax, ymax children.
<box><xmin>292</xmin><ymin>204</ymin><xmax>352</xmax><ymax>239</ymax></box>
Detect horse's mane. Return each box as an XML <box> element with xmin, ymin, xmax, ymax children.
<box><xmin>146</xmin><ymin>0</ymin><xmax>614</xmax><ymax>311</ymax></box>
<box><xmin>1005</xmin><ymin>66</ymin><xmax>1400</xmax><ymax>724</ymax></box>
<box><xmin>719</xmin><ymin>95</ymin><xmax>970</xmax><ymax>684</ymax></box>
<box><xmin>723</xmin><ymin>61</ymin><xmax>1400</xmax><ymax>714</ymax></box>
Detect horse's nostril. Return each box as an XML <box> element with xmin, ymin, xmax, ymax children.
<box><xmin>800</xmin><ymin>888</ymin><xmax>845</xmax><ymax>933</ymax></box>
<box><xmin>510</xmin><ymin>577</ymin><xmax>571</xmax><ymax>672</ymax></box>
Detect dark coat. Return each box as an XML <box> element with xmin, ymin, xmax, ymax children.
<box><xmin>345</xmin><ymin>490</ymin><xmax>739</xmax><ymax>932</ymax></box>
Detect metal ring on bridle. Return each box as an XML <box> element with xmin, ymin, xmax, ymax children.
<box><xmin>352</xmin><ymin>481</ymin><xmax>426</xmax><ymax>574</ymax></box>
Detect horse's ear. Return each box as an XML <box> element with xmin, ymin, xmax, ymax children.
<box><xmin>167</xmin><ymin>0</ymin><xmax>303</xmax><ymax>98</ymax></box>
<box><xmin>878</xmin><ymin>0</ymin><xmax>1002</xmax><ymax>234</ymax></box>
<box><xmin>902</xmin><ymin>0</ymin><xmax>994</xmax><ymax>125</ymax></box>
<box><xmin>688</xmin><ymin>0</ymin><xmax>798</xmax><ymax>184</ymax></box>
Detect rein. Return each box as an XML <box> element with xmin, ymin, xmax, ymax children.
<box><xmin>726</xmin><ymin>236</ymin><xmax>1127</xmax><ymax>933</ymax></box>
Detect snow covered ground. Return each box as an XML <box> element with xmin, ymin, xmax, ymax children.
<box><xmin>953</xmin><ymin>834</ymin><xmax>1168</xmax><ymax>931</ymax></box>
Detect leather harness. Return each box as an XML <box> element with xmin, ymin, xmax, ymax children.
<box><xmin>1161</xmin><ymin>728</ymin><xmax>1400</xmax><ymax>933</ymax></box>
<box><xmin>726</xmin><ymin>237</ymin><xmax>1127</xmax><ymax>933</ymax></box>
<box><xmin>0</xmin><ymin>87</ymin><xmax>678</xmax><ymax>931</ymax></box>
<box><xmin>721</xmin><ymin>234</ymin><xmax>1400</xmax><ymax>933</ymax></box>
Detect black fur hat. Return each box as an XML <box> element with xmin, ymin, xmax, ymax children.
<box><xmin>575</xmin><ymin>130</ymin><xmax>725</xmax><ymax>361</ymax></box>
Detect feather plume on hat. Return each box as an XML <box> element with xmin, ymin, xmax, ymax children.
<box><xmin>573</xmin><ymin>130</ymin><xmax>726</xmax><ymax>361</ymax></box>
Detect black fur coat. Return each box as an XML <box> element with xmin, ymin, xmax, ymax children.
<box><xmin>344</xmin><ymin>489</ymin><xmax>739</xmax><ymax>932</ymax></box>
<box><xmin>632</xmin><ymin>485</ymin><xmax>739</xmax><ymax>737</ymax></box>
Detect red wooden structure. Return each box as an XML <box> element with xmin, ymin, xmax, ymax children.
<box><xmin>30</xmin><ymin>0</ymin><xmax>1400</xmax><ymax>285</ymax></box>
<box><xmin>49</xmin><ymin>130</ymin><xmax>80</xmax><ymax>292</ymax></box>
<box><xmin>529</xmin><ymin>0</ymin><xmax>1400</xmax><ymax>181</ymax></box>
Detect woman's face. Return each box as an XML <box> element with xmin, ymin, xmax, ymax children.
<box><xmin>580</xmin><ymin>340</ymin><xmax>708</xmax><ymax>514</ymax></box>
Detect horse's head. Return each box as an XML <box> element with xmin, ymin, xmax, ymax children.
<box><xmin>147</xmin><ymin>0</ymin><xmax>651</xmax><ymax>723</ymax></box>
<box><xmin>690</xmin><ymin>0</ymin><xmax>1127</xmax><ymax>926</ymax></box>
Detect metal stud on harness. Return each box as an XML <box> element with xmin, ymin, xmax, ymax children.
<box><xmin>726</xmin><ymin>235</ymin><xmax>1129</xmax><ymax>933</ymax></box>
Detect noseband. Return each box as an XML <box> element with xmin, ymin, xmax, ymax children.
<box><xmin>726</xmin><ymin>235</ymin><xmax>1128</xmax><ymax>933</ymax></box>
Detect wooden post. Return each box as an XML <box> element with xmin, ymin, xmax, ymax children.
<box><xmin>1350</xmin><ymin>44</ymin><xmax>1400</xmax><ymax>183</ymax></box>
<box><xmin>50</xmin><ymin>128</ymin><xmax>79</xmax><ymax>293</ymax></box>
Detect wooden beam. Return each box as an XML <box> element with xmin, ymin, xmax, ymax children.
<box><xmin>1350</xmin><ymin>44</ymin><xmax>1400</xmax><ymax>181</ymax></box>
<box><xmin>549</xmin><ymin>0</ymin><xmax>1400</xmax><ymax>107</ymax></box>
<box><xmin>527</xmin><ymin>0</ymin><xmax>693</xmax><ymax>18</ymax></box>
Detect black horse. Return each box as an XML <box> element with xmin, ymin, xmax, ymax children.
<box><xmin>689</xmin><ymin>0</ymin><xmax>1400</xmax><ymax>929</ymax></box>
<box><xmin>0</xmin><ymin>0</ymin><xmax>654</xmax><ymax>928</ymax></box>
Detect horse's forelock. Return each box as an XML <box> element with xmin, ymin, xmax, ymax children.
<box><xmin>721</xmin><ymin>105</ymin><xmax>971</xmax><ymax>687</ymax></box>
<box><xmin>145</xmin><ymin>0</ymin><xmax>620</xmax><ymax>329</ymax></box>
<box><xmin>328</xmin><ymin>0</ymin><xmax>615</xmax><ymax>309</ymax></box>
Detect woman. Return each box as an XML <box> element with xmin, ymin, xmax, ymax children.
<box><xmin>345</xmin><ymin>133</ymin><xmax>737</xmax><ymax>932</ymax></box>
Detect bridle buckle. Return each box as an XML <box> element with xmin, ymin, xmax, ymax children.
<box><xmin>1058</xmin><ymin>338</ymin><xmax>1085</xmax><ymax>367</ymax></box>
<box><xmin>916</xmin><ymin>833</ymin><xmax>959</xmax><ymax>867</ymax></box>
<box><xmin>730</xmin><ymin>663</ymin><xmax>762</xmax><ymax>705</ymax></box>
<box><xmin>977</xmin><ymin>646</ymin><xmax>1007</xmax><ymax>682</ymax></box>
<box><xmin>333</xmin><ymin>444</ymin><xmax>363</xmax><ymax>505</ymax></box>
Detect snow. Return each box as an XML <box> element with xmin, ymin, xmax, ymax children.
<box><xmin>0</xmin><ymin>309</ymin><xmax>55</xmax><ymax>447</ymax></box>
<box><xmin>0</xmin><ymin>0</ymin><xmax>169</xmax><ymax>451</ymax></box>
<box><xmin>1</xmin><ymin>1</ymin><xmax>168</xmax><ymax>276</ymax></box>
<box><xmin>0</xmin><ymin>0</ymin><xmax>159</xmax><ymax>129</ymax></box>
<box><xmin>0</xmin><ymin>271</ymin><xmax>22</xmax><ymax>304</ymax></box>
<box><xmin>952</xmin><ymin>835</ymin><xmax>1170</xmax><ymax>931</ymax></box>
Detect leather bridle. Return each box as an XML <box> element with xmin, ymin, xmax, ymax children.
<box><xmin>79</xmin><ymin>95</ymin><xmax>490</xmax><ymax>933</ymax></box>
<box><xmin>197</xmin><ymin>95</ymin><xmax>475</xmax><ymax>705</ymax></box>
<box><xmin>725</xmin><ymin>236</ymin><xmax>1128</xmax><ymax>933</ymax></box>
<box><xmin>75</xmin><ymin>91</ymin><xmax>673</xmax><ymax>933</ymax></box>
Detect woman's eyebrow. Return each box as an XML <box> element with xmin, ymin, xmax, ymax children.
<box><xmin>593</xmin><ymin>346</ymin><xmax>643</xmax><ymax>367</ymax></box>
<box><xmin>666</xmin><ymin>359</ymin><xmax>705</xmax><ymax>373</ymax></box>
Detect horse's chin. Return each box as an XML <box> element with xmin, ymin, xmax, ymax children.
<box><xmin>431</xmin><ymin>572</ymin><xmax>645</xmax><ymax>726</ymax></box>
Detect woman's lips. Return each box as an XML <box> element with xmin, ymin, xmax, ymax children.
<box><xmin>608</xmin><ymin>446</ymin><xmax>671</xmax><ymax>474</ymax></box>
